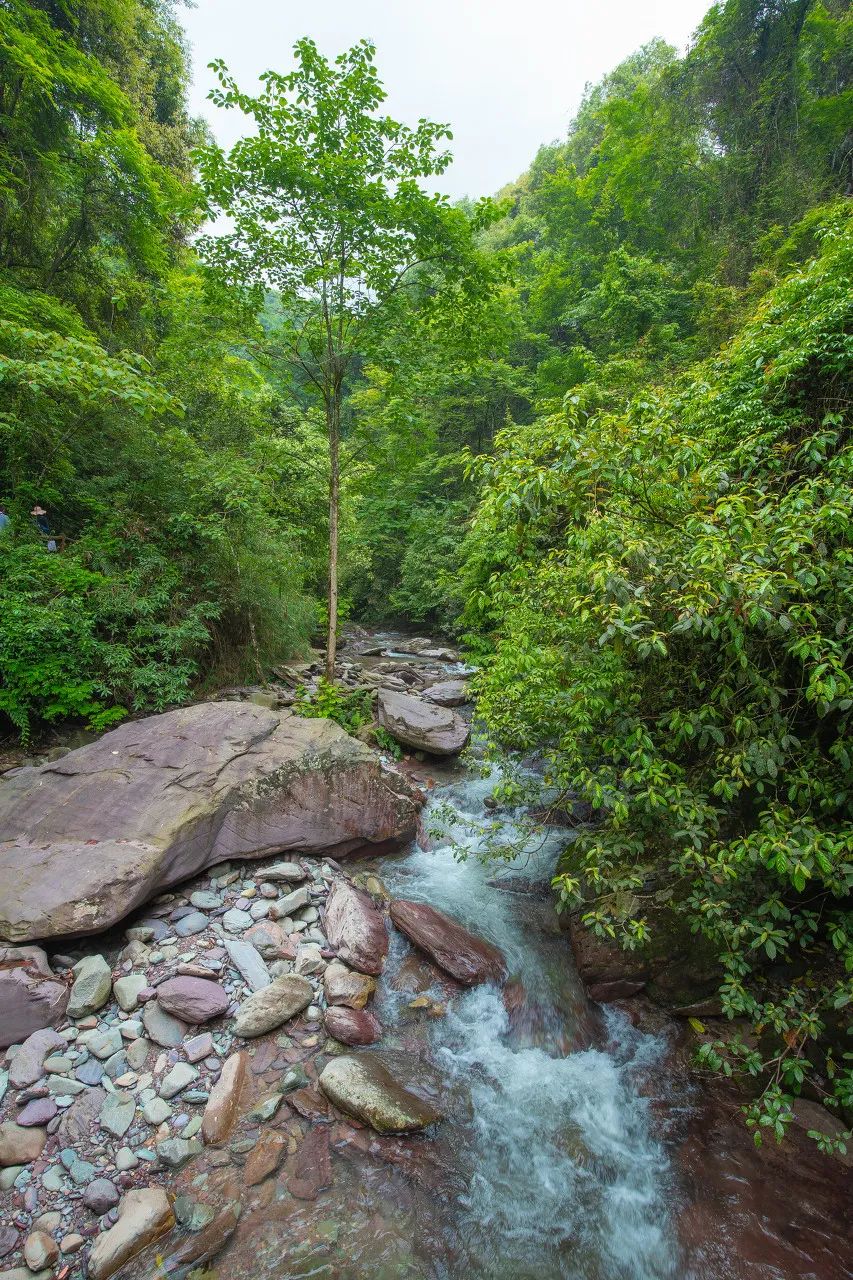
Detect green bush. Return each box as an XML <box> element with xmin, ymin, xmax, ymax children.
<box><xmin>465</xmin><ymin>205</ymin><xmax>853</xmax><ymax>1145</ymax></box>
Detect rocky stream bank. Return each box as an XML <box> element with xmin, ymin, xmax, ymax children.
<box><xmin>0</xmin><ymin>629</ymin><xmax>851</xmax><ymax>1280</ymax></box>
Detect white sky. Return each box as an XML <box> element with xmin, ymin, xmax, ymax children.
<box><xmin>180</xmin><ymin>0</ymin><xmax>713</xmax><ymax>200</ymax></box>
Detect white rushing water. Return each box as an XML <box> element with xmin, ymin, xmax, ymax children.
<box><xmin>379</xmin><ymin>762</ymin><xmax>682</xmax><ymax>1280</ymax></box>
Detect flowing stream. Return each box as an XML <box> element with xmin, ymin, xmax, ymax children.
<box><xmin>373</xmin><ymin>762</ymin><xmax>681</xmax><ymax>1280</ymax></box>
<box><xmin>191</xmin><ymin>632</ymin><xmax>852</xmax><ymax>1280</ymax></box>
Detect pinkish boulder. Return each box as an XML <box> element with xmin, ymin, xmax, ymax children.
<box><xmin>377</xmin><ymin>689</ymin><xmax>469</xmax><ymax>757</ymax></box>
<box><xmin>0</xmin><ymin>948</ymin><xmax>69</xmax><ymax>1050</ymax></box>
<box><xmin>324</xmin><ymin>1006</ymin><xmax>382</xmax><ymax>1046</ymax></box>
<box><xmin>389</xmin><ymin>900</ymin><xmax>506</xmax><ymax>986</ymax></box>
<box><xmin>0</xmin><ymin>703</ymin><xmax>422</xmax><ymax>944</ymax></box>
<box><xmin>155</xmin><ymin>976</ymin><xmax>228</xmax><ymax>1024</ymax></box>
<box><xmin>324</xmin><ymin>881</ymin><xmax>388</xmax><ymax>976</ymax></box>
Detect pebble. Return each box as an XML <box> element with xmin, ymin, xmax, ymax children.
<box><xmin>174</xmin><ymin>911</ymin><xmax>209</xmax><ymax>937</ymax></box>
<box><xmin>83</xmin><ymin>1178</ymin><xmax>120</xmax><ymax>1214</ymax></box>
<box><xmin>159</xmin><ymin>1063</ymin><xmax>198</xmax><ymax>1099</ymax></box>
<box><xmin>23</xmin><ymin>1229</ymin><xmax>59</xmax><ymax>1271</ymax></box>
<box><xmin>142</xmin><ymin>1099</ymin><xmax>172</xmax><ymax>1125</ymax></box>
<box><xmin>100</xmin><ymin>1093</ymin><xmax>135</xmax><ymax>1138</ymax></box>
<box><xmin>156</xmin><ymin>1137</ymin><xmax>202</xmax><ymax>1169</ymax></box>
<box><xmin>75</xmin><ymin>1058</ymin><xmax>104</xmax><ymax>1086</ymax></box>
<box><xmin>67</xmin><ymin>954</ymin><xmax>113</xmax><ymax>1018</ymax></box>
<box><xmin>190</xmin><ymin>891</ymin><xmax>221</xmax><ymax>910</ymax></box>
<box><xmin>113</xmin><ymin>974</ymin><xmax>148</xmax><ymax>1012</ymax></box>
<box><xmin>184</xmin><ymin>1033</ymin><xmax>213</xmax><ymax>1063</ymax></box>
<box><xmin>115</xmin><ymin>1147</ymin><xmax>138</xmax><ymax>1171</ymax></box>
<box><xmin>60</xmin><ymin>1233</ymin><xmax>84</xmax><ymax>1254</ymax></box>
<box><xmin>223</xmin><ymin>908</ymin><xmax>253</xmax><ymax>932</ymax></box>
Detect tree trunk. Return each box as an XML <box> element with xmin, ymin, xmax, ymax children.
<box><xmin>325</xmin><ymin>398</ymin><xmax>340</xmax><ymax>683</ymax></box>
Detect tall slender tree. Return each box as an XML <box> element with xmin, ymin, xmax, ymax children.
<box><xmin>195</xmin><ymin>37</ymin><xmax>501</xmax><ymax>678</ymax></box>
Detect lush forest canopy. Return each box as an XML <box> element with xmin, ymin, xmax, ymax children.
<box><xmin>0</xmin><ymin>0</ymin><xmax>850</xmax><ymax>1140</ymax></box>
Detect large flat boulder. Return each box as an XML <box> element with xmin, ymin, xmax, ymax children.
<box><xmin>377</xmin><ymin>689</ymin><xmax>469</xmax><ymax>757</ymax></box>
<box><xmin>390</xmin><ymin>899</ymin><xmax>506</xmax><ymax>986</ymax></box>
<box><xmin>0</xmin><ymin>702</ymin><xmax>422</xmax><ymax>944</ymax></box>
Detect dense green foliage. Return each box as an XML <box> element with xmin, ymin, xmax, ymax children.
<box><xmin>1</xmin><ymin>0</ymin><xmax>850</xmax><ymax>1144</ymax></box>
<box><xmin>459</xmin><ymin>0</ymin><xmax>852</xmax><ymax>1143</ymax></box>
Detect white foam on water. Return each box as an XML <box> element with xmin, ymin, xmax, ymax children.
<box><xmin>382</xmin><ymin>767</ymin><xmax>682</xmax><ymax>1280</ymax></box>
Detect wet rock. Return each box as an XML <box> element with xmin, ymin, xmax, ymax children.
<box><xmin>0</xmin><ymin>1122</ymin><xmax>47</xmax><ymax>1166</ymax></box>
<box><xmin>378</xmin><ymin>688</ymin><xmax>470</xmax><ymax>757</ymax></box>
<box><xmin>142</xmin><ymin>1002</ymin><xmax>187</xmax><ymax>1048</ymax></box>
<box><xmin>174</xmin><ymin>1196</ymin><xmax>216</xmax><ymax>1232</ymax></box>
<box><xmin>156</xmin><ymin>976</ymin><xmax>228</xmax><ymax>1023</ymax></box>
<box><xmin>324</xmin><ymin>1006</ymin><xmax>382</xmax><ymax>1046</ymax></box>
<box><xmin>8</xmin><ymin>1027</ymin><xmax>66</xmax><ymax>1088</ymax></box>
<box><xmin>84</xmin><ymin>1178</ymin><xmax>120</xmax><ymax>1214</ymax></box>
<box><xmin>324</xmin><ymin>881</ymin><xmax>388</xmax><ymax>976</ymax></box>
<box><xmin>201</xmin><ymin>1051</ymin><xmax>247</xmax><ymax>1145</ymax></box>
<box><xmin>232</xmin><ymin>974</ymin><xmax>313</xmax><ymax>1037</ymax></box>
<box><xmin>323</xmin><ymin>961</ymin><xmax>376</xmax><ymax>1009</ymax></box>
<box><xmin>0</xmin><ymin>947</ymin><xmax>69</xmax><ymax>1049</ymax></box>
<box><xmin>288</xmin><ymin>1126</ymin><xmax>332</xmax><ymax>1200</ymax></box>
<box><xmin>87</xmin><ymin>1187</ymin><xmax>175</xmax><ymax>1280</ymax></box>
<box><xmin>67</xmin><ymin>953</ymin><xmax>113</xmax><ymax>1017</ymax></box>
<box><xmin>568</xmin><ymin>896</ymin><xmax>720</xmax><ymax>1009</ymax></box>
<box><xmin>319</xmin><ymin>1053</ymin><xmax>442</xmax><ymax>1134</ymax></box>
<box><xmin>588</xmin><ymin>979</ymin><xmax>647</xmax><ymax>1002</ymax></box>
<box><xmin>156</xmin><ymin>1136</ymin><xmax>202</xmax><ymax>1169</ymax></box>
<box><xmin>244</xmin><ymin>1129</ymin><xmax>287</xmax><ymax>1185</ymax></box>
<box><xmin>0</xmin><ymin>703</ymin><xmax>422</xmax><ymax>945</ymax></box>
<box><xmin>224</xmin><ymin>939</ymin><xmax>270</xmax><ymax>991</ymax></box>
<box><xmin>165</xmin><ymin>1201</ymin><xmax>240</xmax><ymax>1269</ymax></box>
<box><xmin>390</xmin><ymin>899</ymin><xmax>506</xmax><ymax>985</ymax></box>
<box><xmin>422</xmin><ymin>679</ymin><xmax>470</xmax><ymax>707</ymax></box>
<box><xmin>22</xmin><ymin>1230</ymin><xmax>58</xmax><ymax>1271</ymax></box>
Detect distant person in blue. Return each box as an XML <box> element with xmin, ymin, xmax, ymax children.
<box><xmin>31</xmin><ymin>504</ymin><xmax>57</xmax><ymax>552</ymax></box>
<box><xmin>0</xmin><ymin>506</ymin><xmax>9</xmax><ymax>533</ymax></box>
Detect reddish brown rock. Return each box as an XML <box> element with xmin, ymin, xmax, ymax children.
<box><xmin>288</xmin><ymin>1127</ymin><xmax>332</xmax><ymax>1200</ymax></box>
<box><xmin>324</xmin><ymin>881</ymin><xmax>388</xmax><ymax>976</ymax></box>
<box><xmin>288</xmin><ymin>1086</ymin><xmax>332</xmax><ymax>1123</ymax></box>
<box><xmin>202</xmin><ymin>1051</ymin><xmax>247</xmax><ymax>1145</ymax></box>
<box><xmin>0</xmin><ymin>703</ymin><xmax>422</xmax><ymax>945</ymax></box>
<box><xmin>244</xmin><ymin>1130</ymin><xmax>287</xmax><ymax>1186</ymax></box>
<box><xmin>0</xmin><ymin>947</ymin><xmax>69</xmax><ymax>1050</ymax></box>
<box><xmin>156</xmin><ymin>976</ymin><xmax>228</xmax><ymax>1023</ymax></box>
<box><xmin>324</xmin><ymin>1006</ymin><xmax>382</xmax><ymax>1046</ymax></box>
<box><xmin>165</xmin><ymin>1202</ymin><xmax>240</xmax><ymax>1269</ymax></box>
<box><xmin>390</xmin><ymin>899</ymin><xmax>506</xmax><ymax>986</ymax></box>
